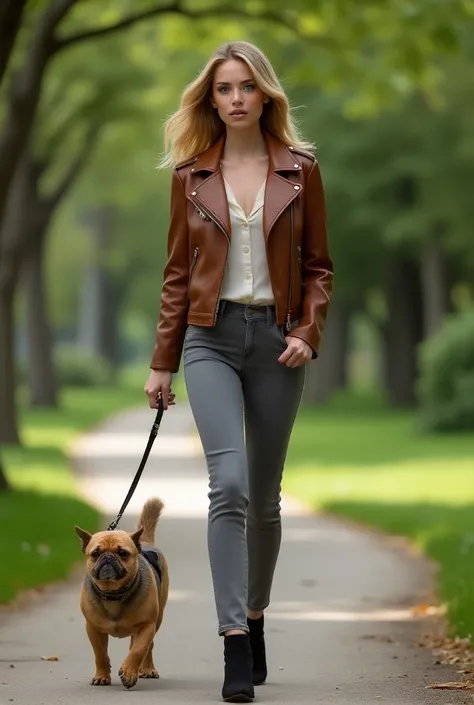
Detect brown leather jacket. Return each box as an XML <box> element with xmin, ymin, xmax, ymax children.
<box><xmin>150</xmin><ymin>131</ymin><xmax>333</xmax><ymax>373</ymax></box>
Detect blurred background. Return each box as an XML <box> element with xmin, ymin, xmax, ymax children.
<box><xmin>1</xmin><ymin>0</ymin><xmax>474</xmax><ymax>644</ymax></box>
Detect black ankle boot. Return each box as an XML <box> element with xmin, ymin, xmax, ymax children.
<box><xmin>247</xmin><ymin>615</ymin><xmax>267</xmax><ymax>685</ymax></box>
<box><xmin>222</xmin><ymin>634</ymin><xmax>255</xmax><ymax>703</ymax></box>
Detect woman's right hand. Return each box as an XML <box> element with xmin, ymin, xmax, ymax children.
<box><xmin>144</xmin><ymin>370</ymin><xmax>175</xmax><ymax>410</ymax></box>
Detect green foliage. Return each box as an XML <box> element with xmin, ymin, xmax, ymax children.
<box><xmin>55</xmin><ymin>345</ymin><xmax>112</xmax><ymax>387</ymax></box>
<box><xmin>417</xmin><ymin>309</ymin><xmax>474</xmax><ymax>432</ymax></box>
<box><xmin>17</xmin><ymin>346</ymin><xmax>112</xmax><ymax>388</ymax></box>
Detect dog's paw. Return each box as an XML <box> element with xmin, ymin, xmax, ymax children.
<box><xmin>118</xmin><ymin>665</ymin><xmax>138</xmax><ymax>689</ymax></box>
<box><xmin>91</xmin><ymin>672</ymin><xmax>111</xmax><ymax>686</ymax></box>
<box><xmin>139</xmin><ymin>666</ymin><xmax>159</xmax><ymax>679</ymax></box>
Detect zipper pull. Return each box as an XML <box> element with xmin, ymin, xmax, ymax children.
<box><xmin>286</xmin><ymin>313</ymin><xmax>291</xmax><ymax>332</ymax></box>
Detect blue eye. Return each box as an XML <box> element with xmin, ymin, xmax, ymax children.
<box><xmin>243</xmin><ymin>84</ymin><xmax>255</xmax><ymax>92</ymax></box>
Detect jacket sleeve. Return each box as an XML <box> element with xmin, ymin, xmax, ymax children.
<box><xmin>150</xmin><ymin>169</ymin><xmax>190</xmax><ymax>373</ymax></box>
<box><xmin>288</xmin><ymin>159</ymin><xmax>334</xmax><ymax>357</ymax></box>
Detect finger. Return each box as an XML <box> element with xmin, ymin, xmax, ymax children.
<box><xmin>277</xmin><ymin>346</ymin><xmax>292</xmax><ymax>364</ymax></box>
<box><xmin>284</xmin><ymin>351</ymin><xmax>304</xmax><ymax>368</ymax></box>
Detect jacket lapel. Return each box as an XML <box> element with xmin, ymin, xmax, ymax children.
<box><xmin>187</xmin><ymin>134</ymin><xmax>231</xmax><ymax>238</ymax></box>
<box><xmin>263</xmin><ymin>132</ymin><xmax>304</xmax><ymax>240</ymax></box>
<box><xmin>187</xmin><ymin>131</ymin><xmax>304</xmax><ymax>241</ymax></box>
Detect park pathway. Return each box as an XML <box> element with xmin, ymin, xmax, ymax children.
<box><xmin>0</xmin><ymin>401</ymin><xmax>470</xmax><ymax>704</ymax></box>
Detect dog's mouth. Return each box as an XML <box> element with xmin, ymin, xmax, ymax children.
<box><xmin>92</xmin><ymin>554</ymin><xmax>127</xmax><ymax>582</ymax></box>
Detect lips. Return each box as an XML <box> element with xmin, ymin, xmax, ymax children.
<box><xmin>230</xmin><ymin>111</ymin><xmax>247</xmax><ymax>117</ymax></box>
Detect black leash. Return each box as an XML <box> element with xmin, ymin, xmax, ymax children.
<box><xmin>107</xmin><ymin>398</ymin><xmax>164</xmax><ymax>531</ymax></box>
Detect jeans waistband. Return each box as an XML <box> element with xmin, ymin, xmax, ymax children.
<box><xmin>218</xmin><ymin>300</ymin><xmax>277</xmax><ymax>326</ymax></box>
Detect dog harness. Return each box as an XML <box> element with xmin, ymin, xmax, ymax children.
<box><xmin>141</xmin><ymin>547</ymin><xmax>162</xmax><ymax>587</ymax></box>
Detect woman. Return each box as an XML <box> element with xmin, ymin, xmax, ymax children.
<box><xmin>144</xmin><ymin>40</ymin><xmax>333</xmax><ymax>702</ymax></box>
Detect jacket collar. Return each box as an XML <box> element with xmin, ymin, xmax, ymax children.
<box><xmin>188</xmin><ymin>131</ymin><xmax>304</xmax><ymax>240</ymax></box>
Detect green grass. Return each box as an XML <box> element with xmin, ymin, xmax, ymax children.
<box><xmin>0</xmin><ymin>382</ymin><xmax>142</xmax><ymax>605</ymax></box>
<box><xmin>282</xmin><ymin>393</ymin><xmax>474</xmax><ymax>640</ymax></box>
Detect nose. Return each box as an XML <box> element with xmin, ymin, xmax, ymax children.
<box><xmin>231</xmin><ymin>89</ymin><xmax>243</xmax><ymax>105</ymax></box>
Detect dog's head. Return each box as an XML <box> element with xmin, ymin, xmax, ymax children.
<box><xmin>74</xmin><ymin>526</ymin><xmax>143</xmax><ymax>590</ymax></box>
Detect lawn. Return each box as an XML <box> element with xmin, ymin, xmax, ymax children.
<box><xmin>282</xmin><ymin>393</ymin><xmax>474</xmax><ymax>640</ymax></box>
<box><xmin>0</xmin><ymin>383</ymin><xmax>141</xmax><ymax>605</ymax></box>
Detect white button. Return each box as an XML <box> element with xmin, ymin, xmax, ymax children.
<box><xmin>243</xmin><ymin>246</ymin><xmax>249</xmax><ymax>253</ymax></box>
<box><xmin>294</xmin><ymin>185</ymin><xmax>300</xmax><ymax>190</ymax></box>
<box><xmin>245</xmin><ymin>272</ymin><xmax>251</xmax><ymax>279</ymax></box>
<box><xmin>191</xmin><ymin>168</ymin><xmax>195</xmax><ymax>172</ymax></box>
<box><xmin>191</xmin><ymin>191</ymin><xmax>197</xmax><ymax>196</ymax></box>
<box><xmin>294</xmin><ymin>164</ymin><xmax>299</xmax><ymax>168</ymax></box>
<box><xmin>289</xmin><ymin>146</ymin><xmax>294</xmax><ymax>150</ymax></box>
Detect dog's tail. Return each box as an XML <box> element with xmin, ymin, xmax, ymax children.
<box><xmin>137</xmin><ymin>497</ymin><xmax>164</xmax><ymax>545</ymax></box>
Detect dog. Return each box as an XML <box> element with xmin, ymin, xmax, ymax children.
<box><xmin>74</xmin><ymin>497</ymin><xmax>169</xmax><ymax>689</ymax></box>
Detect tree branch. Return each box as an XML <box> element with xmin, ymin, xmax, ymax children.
<box><xmin>53</xmin><ymin>1</ymin><xmax>330</xmax><ymax>53</ymax></box>
<box><xmin>0</xmin><ymin>0</ymin><xmax>29</xmax><ymax>88</ymax></box>
<box><xmin>0</xmin><ymin>0</ymin><xmax>78</xmax><ymax>231</ymax></box>
<box><xmin>48</xmin><ymin>124</ymin><xmax>101</xmax><ymax>208</ymax></box>
<box><xmin>53</xmin><ymin>0</ymin><xmax>182</xmax><ymax>52</ymax></box>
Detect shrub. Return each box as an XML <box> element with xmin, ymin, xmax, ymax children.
<box><xmin>417</xmin><ymin>309</ymin><xmax>474</xmax><ymax>432</ymax></box>
<box><xmin>16</xmin><ymin>346</ymin><xmax>112</xmax><ymax>389</ymax></box>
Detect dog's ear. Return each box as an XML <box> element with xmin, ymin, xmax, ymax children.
<box><xmin>130</xmin><ymin>527</ymin><xmax>144</xmax><ymax>550</ymax></box>
<box><xmin>75</xmin><ymin>526</ymin><xmax>92</xmax><ymax>552</ymax></box>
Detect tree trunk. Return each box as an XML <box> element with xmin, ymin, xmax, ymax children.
<box><xmin>0</xmin><ymin>284</ymin><xmax>20</xmax><ymax>444</ymax></box>
<box><xmin>382</xmin><ymin>254</ymin><xmax>423</xmax><ymax>407</ymax></box>
<box><xmin>0</xmin><ymin>0</ymin><xmax>29</xmax><ymax>86</ymax></box>
<box><xmin>303</xmin><ymin>300</ymin><xmax>352</xmax><ymax>405</ymax></box>
<box><xmin>24</xmin><ymin>225</ymin><xmax>58</xmax><ymax>407</ymax></box>
<box><xmin>420</xmin><ymin>235</ymin><xmax>453</xmax><ymax>338</ymax></box>
<box><xmin>77</xmin><ymin>205</ymin><xmax>117</xmax><ymax>365</ymax></box>
<box><xmin>0</xmin><ymin>452</ymin><xmax>10</xmax><ymax>491</ymax></box>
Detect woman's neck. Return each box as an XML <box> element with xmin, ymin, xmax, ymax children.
<box><xmin>222</xmin><ymin>125</ymin><xmax>267</xmax><ymax>162</ymax></box>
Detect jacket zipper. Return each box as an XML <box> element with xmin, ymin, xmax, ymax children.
<box><xmin>188</xmin><ymin>246</ymin><xmax>199</xmax><ymax>292</ymax></box>
<box><xmin>286</xmin><ymin>203</ymin><xmax>295</xmax><ymax>332</ymax></box>
<box><xmin>188</xmin><ymin>197</ymin><xmax>230</xmax><ymax>323</ymax></box>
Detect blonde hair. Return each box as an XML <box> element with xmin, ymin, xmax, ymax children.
<box><xmin>158</xmin><ymin>41</ymin><xmax>314</xmax><ymax>168</ymax></box>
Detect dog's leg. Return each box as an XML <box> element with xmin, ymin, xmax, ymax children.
<box><xmin>86</xmin><ymin>622</ymin><xmax>111</xmax><ymax>686</ymax></box>
<box><xmin>139</xmin><ymin>637</ymin><xmax>159</xmax><ymax>679</ymax></box>
<box><xmin>118</xmin><ymin>623</ymin><xmax>155</xmax><ymax>689</ymax></box>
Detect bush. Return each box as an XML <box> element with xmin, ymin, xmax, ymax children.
<box><xmin>16</xmin><ymin>346</ymin><xmax>112</xmax><ymax>389</ymax></box>
<box><xmin>55</xmin><ymin>346</ymin><xmax>112</xmax><ymax>387</ymax></box>
<box><xmin>417</xmin><ymin>309</ymin><xmax>474</xmax><ymax>432</ymax></box>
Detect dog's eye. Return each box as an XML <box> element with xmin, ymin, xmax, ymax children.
<box><xmin>118</xmin><ymin>549</ymin><xmax>129</xmax><ymax>558</ymax></box>
<box><xmin>91</xmin><ymin>548</ymin><xmax>101</xmax><ymax>559</ymax></box>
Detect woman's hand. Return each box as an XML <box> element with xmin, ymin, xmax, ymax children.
<box><xmin>278</xmin><ymin>336</ymin><xmax>313</xmax><ymax>368</ymax></box>
<box><xmin>144</xmin><ymin>370</ymin><xmax>175</xmax><ymax>410</ymax></box>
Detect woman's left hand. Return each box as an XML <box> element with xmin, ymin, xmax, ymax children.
<box><xmin>278</xmin><ymin>336</ymin><xmax>313</xmax><ymax>368</ymax></box>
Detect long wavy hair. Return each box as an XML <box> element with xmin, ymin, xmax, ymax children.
<box><xmin>158</xmin><ymin>41</ymin><xmax>314</xmax><ymax>168</ymax></box>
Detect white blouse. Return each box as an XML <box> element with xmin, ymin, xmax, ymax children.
<box><xmin>220</xmin><ymin>178</ymin><xmax>274</xmax><ymax>305</ymax></box>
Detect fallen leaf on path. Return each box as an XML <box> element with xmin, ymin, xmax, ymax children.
<box><xmin>426</xmin><ymin>681</ymin><xmax>474</xmax><ymax>690</ymax></box>
<box><xmin>411</xmin><ymin>603</ymin><xmax>444</xmax><ymax>617</ymax></box>
<box><xmin>41</xmin><ymin>656</ymin><xmax>59</xmax><ymax>662</ymax></box>
<box><xmin>419</xmin><ymin>634</ymin><xmax>474</xmax><ymax>667</ymax></box>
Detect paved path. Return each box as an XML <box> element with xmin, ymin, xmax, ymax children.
<box><xmin>0</xmin><ymin>403</ymin><xmax>469</xmax><ymax>704</ymax></box>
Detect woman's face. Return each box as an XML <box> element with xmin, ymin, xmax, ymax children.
<box><xmin>211</xmin><ymin>58</ymin><xmax>267</xmax><ymax>130</ymax></box>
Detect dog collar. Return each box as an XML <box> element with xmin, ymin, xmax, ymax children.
<box><xmin>90</xmin><ymin>571</ymin><xmax>140</xmax><ymax>602</ymax></box>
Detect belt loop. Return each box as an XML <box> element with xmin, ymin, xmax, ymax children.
<box><xmin>266</xmin><ymin>306</ymin><xmax>272</xmax><ymax>327</ymax></box>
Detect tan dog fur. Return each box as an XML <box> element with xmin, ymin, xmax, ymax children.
<box><xmin>74</xmin><ymin>498</ymin><xmax>169</xmax><ymax>689</ymax></box>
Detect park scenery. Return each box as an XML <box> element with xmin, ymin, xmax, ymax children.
<box><xmin>1</xmin><ymin>0</ymin><xmax>474</xmax><ymax>698</ymax></box>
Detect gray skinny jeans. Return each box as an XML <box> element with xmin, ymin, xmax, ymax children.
<box><xmin>183</xmin><ymin>301</ymin><xmax>305</xmax><ymax>635</ymax></box>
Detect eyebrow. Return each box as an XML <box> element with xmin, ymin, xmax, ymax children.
<box><xmin>215</xmin><ymin>79</ymin><xmax>255</xmax><ymax>86</ymax></box>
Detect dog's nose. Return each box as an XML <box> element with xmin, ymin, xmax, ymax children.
<box><xmin>98</xmin><ymin>563</ymin><xmax>116</xmax><ymax>580</ymax></box>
